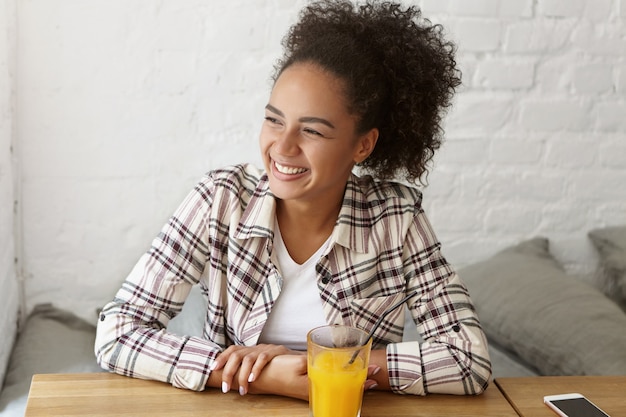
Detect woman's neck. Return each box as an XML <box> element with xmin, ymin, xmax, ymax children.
<box><xmin>275</xmin><ymin>198</ymin><xmax>341</xmax><ymax>264</ymax></box>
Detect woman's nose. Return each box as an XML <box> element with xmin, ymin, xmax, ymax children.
<box><xmin>274</xmin><ymin>129</ymin><xmax>299</xmax><ymax>155</ymax></box>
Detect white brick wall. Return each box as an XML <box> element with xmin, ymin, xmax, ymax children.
<box><xmin>8</xmin><ymin>0</ymin><xmax>626</xmax><ymax>322</ymax></box>
<box><xmin>423</xmin><ymin>0</ymin><xmax>626</xmax><ymax>274</ymax></box>
<box><xmin>0</xmin><ymin>0</ymin><xmax>19</xmax><ymax>390</ymax></box>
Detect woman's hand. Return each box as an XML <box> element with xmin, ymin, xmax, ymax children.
<box><xmin>247</xmin><ymin>353</ymin><xmax>309</xmax><ymax>400</ymax></box>
<box><xmin>364</xmin><ymin>349</ymin><xmax>390</xmax><ymax>391</ymax></box>
<box><xmin>364</xmin><ymin>364</ymin><xmax>382</xmax><ymax>390</ymax></box>
<box><xmin>207</xmin><ymin>346</ymin><xmax>388</xmax><ymax>400</ymax></box>
<box><xmin>209</xmin><ymin>344</ymin><xmax>293</xmax><ymax>395</ymax></box>
<box><xmin>248</xmin><ymin>353</ymin><xmax>383</xmax><ymax>399</ymax></box>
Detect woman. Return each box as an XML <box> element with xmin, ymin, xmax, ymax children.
<box><xmin>95</xmin><ymin>0</ymin><xmax>491</xmax><ymax>400</ymax></box>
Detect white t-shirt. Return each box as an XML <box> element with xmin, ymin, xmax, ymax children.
<box><xmin>257</xmin><ymin>223</ymin><xmax>329</xmax><ymax>350</ymax></box>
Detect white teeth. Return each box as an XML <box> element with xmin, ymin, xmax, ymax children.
<box><xmin>275</xmin><ymin>161</ymin><xmax>307</xmax><ymax>175</ymax></box>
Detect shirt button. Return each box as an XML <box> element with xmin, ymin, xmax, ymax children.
<box><xmin>100</xmin><ymin>314</ymin><xmax>106</xmax><ymax>322</ymax></box>
<box><xmin>452</xmin><ymin>324</ymin><xmax>461</xmax><ymax>332</ymax></box>
<box><xmin>321</xmin><ymin>275</ymin><xmax>331</xmax><ymax>284</ymax></box>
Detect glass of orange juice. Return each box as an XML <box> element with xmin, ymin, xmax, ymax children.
<box><xmin>307</xmin><ymin>325</ymin><xmax>372</xmax><ymax>417</ymax></box>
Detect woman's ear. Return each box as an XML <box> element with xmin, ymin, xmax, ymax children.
<box><xmin>354</xmin><ymin>128</ymin><xmax>379</xmax><ymax>163</ymax></box>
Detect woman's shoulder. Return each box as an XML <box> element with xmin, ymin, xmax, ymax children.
<box><xmin>201</xmin><ymin>163</ymin><xmax>267</xmax><ymax>191</ymax></box>
<box><xmin>351</xmin><ymin>173</ymin><xmax>423</xmax><ymax>207</ymax></box>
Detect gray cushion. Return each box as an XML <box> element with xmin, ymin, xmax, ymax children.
<box><xmin>0</xmin><ymin>304</ymin><xmax>103</xmax><ymax>416</ymax></box>
<box><xmin>459</xmin><ymin>237</ymin><xmax>626</xmax><ymax>376</ymax></box>
<box><xmin>589</xmin><ymin>225</ymin><xmax>626</xmax><ymax>312</ymax></box>
<box><xmin>0</xmin><ymin>290</ymin><xmax>208</xmax><ymax>417</ymax></box>
<box><xmin>487</xmin><ymin>342</ymin><xmax>539</xmax><ymax>378</ymax></box>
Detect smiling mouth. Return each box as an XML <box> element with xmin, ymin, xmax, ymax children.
<box><xmin>274</xmin><ymin>161</ymin><xmax>308</xmax><ymax>175</ymax></box>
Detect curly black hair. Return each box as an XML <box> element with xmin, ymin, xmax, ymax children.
<box><xmin>273</xmin><ymin>0</ymin><xmax>460</xmax><ymax>184</ymax></box>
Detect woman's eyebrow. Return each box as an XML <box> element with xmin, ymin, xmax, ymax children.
<box><xmin>265</xmin><ymin>103</ymin><xmax>335</xmax><ymax>129</ymax></box>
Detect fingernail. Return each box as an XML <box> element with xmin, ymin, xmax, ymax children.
<box><xmin>368</xmin><ymin>383</ymin><xmax>378</xmax><ymax>390</ymax></box>
<box><xmin>221</xmin><ymin>382</ymin><xmax>229</xmax><ymax>393</ymax></box>
<box><xmin>239</xmin><ymin>386</ymin><xmax>246</xmax><ymax>396</ymax></box>
<box><xmin>372</xmin><ymin>366</ymin><xmax>381</xmax><ymax>375</ymax></box>
<box><xmin>247</xmin><ymin>373</ymin><xmax>255</xmax><ymax>383</ymax></box>
<box><xmin>210</xmin><ymin>362</ymin><xmax>217</xmax><ymax>371</ymax></box>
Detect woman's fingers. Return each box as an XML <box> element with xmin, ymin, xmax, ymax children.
<box><xmin>364</xmin><ymin>364</ymin><xmax>381</xmax><ymax>390</ymax></box>
<box><xmin>245</xmin><ymin>350</ymin><xmax>272</xmax><ymax>383</ymax></box>
<box><xmin>237</xmin><ymin>345</ymin><xmax>292</xmax><ymax>394</ymax></box>
<box><xmin>235</xmin><ymin>352</ymin><xmax>262</xmax><ymax>395</ymax></box>
<box><xmin>220</xmin><ymin>348</ymin><xmax>247</xmax><ymax>393</ymax></box>
<box><xmin>211</xmin><ymin>344</ymin><xmax>293</xmax><ymax>395</ymax></box>
<box><xmin>245</xmin><ymin>354</ymin><xmax>309</xmax><ymax>400</ymax></box>
<box><xmin>209</xmin><ymin>345</ymin><xmax>238</xmax><ymax>372</ymax></box>
<box><xmin>367</xmin><ymin>364</ymin><xmax>381</xmax><ymax>377</ymax></box>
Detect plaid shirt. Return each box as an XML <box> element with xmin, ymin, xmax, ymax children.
<box><xmin>95</xmin><ymin>164</ymin><xmax>491</xmax><ymax>395</ymax></box>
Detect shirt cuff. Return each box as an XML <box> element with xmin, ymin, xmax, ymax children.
<box><xmin>171</xmin><ymin>336</ymin><xmax>218</xmax><ymax>391</ymax></box>
<box><xmin>386</xmin><ymin>341</ymin><xmax>426</xmax><ymax>395</ymax></box>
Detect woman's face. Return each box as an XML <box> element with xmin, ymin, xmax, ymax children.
<box><xmin>259</xmin><ymin>63</ymin><xmax>377</xmax><ymax>208</ymax></box>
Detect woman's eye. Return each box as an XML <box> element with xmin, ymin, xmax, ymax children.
<box><xmin>264</xmin><ymin>116</ymin><xmax>280</xmax><ymax>125</ymax></box>
<box><xmin>304</xmin><ymin>128</ymin><xmax>323</xmax><ymax>137</ymax></box>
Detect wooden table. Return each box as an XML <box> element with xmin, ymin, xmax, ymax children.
<box><xmin>24</xmin><ymin>373</ymin><xmax>517</xmax><ymax>416</ymax></box>
<box><xmin>496</xmin><ymin>376</ymin><xmax>626</xmax><ymax>416</ymax></box>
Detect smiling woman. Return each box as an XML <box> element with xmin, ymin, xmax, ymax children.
<box><xmin>94</xmin><ymin>0</ymin><xmax>491</xmax><ymax>402</ymax></box>
<box><xmin>260</xmin><ymin>62</ymin><xmax>378</xmax><ymax>244</ymax></box>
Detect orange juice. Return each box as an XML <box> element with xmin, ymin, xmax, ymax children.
<box><xmin>308</xmin><ymin>350</ymin><xmax>368</xmax><ymax>417</ymax></box>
